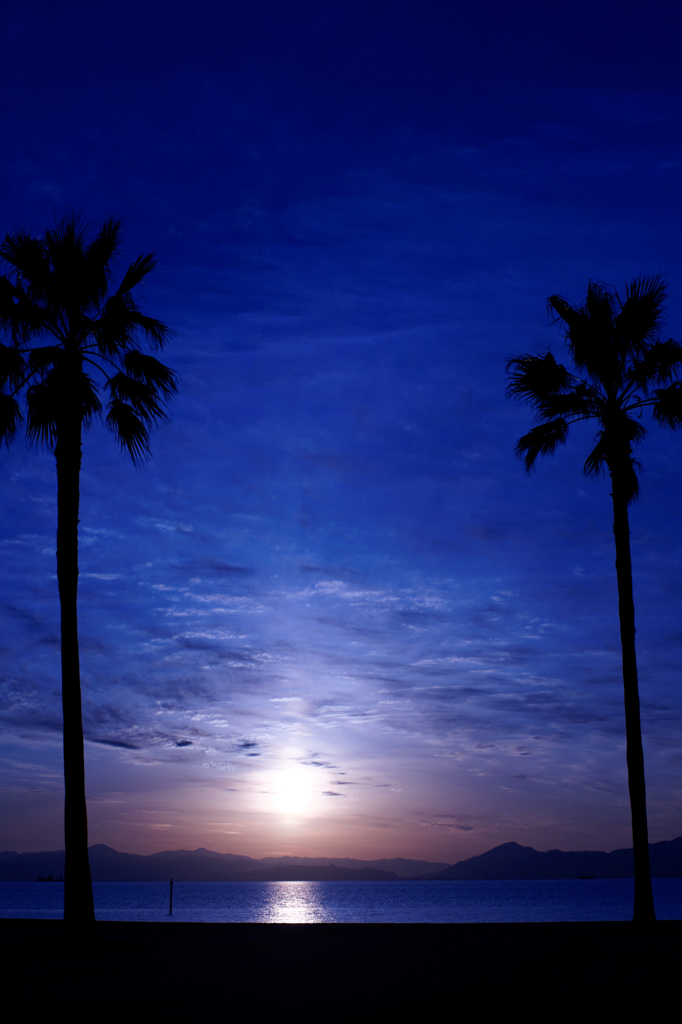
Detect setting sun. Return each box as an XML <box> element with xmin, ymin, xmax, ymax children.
<box><xmin>271</xmin><ymin>769</ymin><xmax>314</xmax><ymax>816</ymax></box>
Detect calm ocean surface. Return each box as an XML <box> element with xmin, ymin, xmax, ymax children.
<box><xmin>2</xmin><ymin>878</ymin><xmax>682</xmax><ymax>923</ymax></box>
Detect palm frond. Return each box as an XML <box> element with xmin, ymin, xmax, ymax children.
<box><xmin>25</xmin><ymin>381</ymin><xmax>58</xmax><ymax>449</ymax></box>
<box><xmin>584</xmin><ymin>417</ymin><xmax>645</xmax><ymax>504</ymax></box>
<box><xmin>107</xmin><ymin>373</ymin><xmax>168</xmax><ymax>423</ymax></box>
<box><xmin>92</xmin><ymin>293</ymin><xmax>173</xmax><ymax>354</ymax></box>
<box><xmin>44</xmin><ymin>212</ymin><xmax>88</xmax><ymax>251</ymax></box>
<box><xmin>549</xmin><ymin>286</ymin><xmax>615</xmax><ymax>381</ymax></box>
<box><xmin>105</xmin><ymin>398</ymin><xmax>151</xmax><ymax>465</ymax></box>
<box><xmin>44</xmin><ymin>214</ymin><xmax>113</xmax><ymax>313</ymax></box>
<box><xmin>626</xmin><ymin>339</ymin><xmax>682</xmax><ymax>393</ymax></box>
<box><xmin>0</xmin><ymin>275</ymin><xmax>23</xmax><ymax>317</ymax></box>
<box><xmin>0</xmin><ymin>275</ymin><xmax>55</xmax><ymax>342</ymax></box>
<box><xmin>515</xmin><ymin>418</ymin><xmax>569</xmax><ymax>472</ymax></box>
<box><xmin>28</xmin><ymin>346</ymin><xmax>62</xmax><ymax>377</ymax></box>
<box><xmin>651</xmin><ymin>381</ymin><xmax>682</xmax><ymax>429</ymax></box>
<box><xmin>536</xmin><ymin>383</ymin><xmax>596</xmax><ymax>420</ymax></box>
<box><xmin>0</xmin><ymin>343</ymin><xmax>26</xmax><ymax>388</ymax></box>
<box><xmin>584</xmin><ymin>281</ymin><xmax>617</xmax><ymax>325</ymax></box>
<box><xmin>126</xmin><ymin>312</ymin><xmax>173</xmax><ymax>350</ymax></box>
<box><xmin>25</xmin><ymin>367</ymin><xmax>102</xmax><ymax>447</ymax></box>
<box><xmin>122</xmin><ymin>351</ymin><xmax>178</xmax><ymax>399</ymax></box>
<box><xmin>115</xmin><ymin>253</ymin><xmax>157</xmax><ymax>296</ymax></box>
<box><xmin>616</xmin><ymin>274</ymin><xmax>667</xmax><ymax>349</ymax></box>
<box><xmin>506</xmin><ymin>352</ymin><xmax>571</xmax><ymax>405</ymax></box>
<box><xmin>0</xmin><ymin>233</ymin><xmax>50</xmax><ymax>289</ymax></box>
<box><xmin>78</xmin><ymin>372</ymin><xmax>103</xmax><ymax>425</ymax></box>
<box><xmin>0</xmin><ymin>393</ymin><xmax>23</xmax><ymax>446</ymax></box>
<box><xmin>577</xmin><ymin>285</ymin><xmax>616</xmax><ymax>377</ymax></box>
<box><xmin>547</xmin><ymin>293</ymin><xmax>588</xmax><ymax>334</ymax></box>
<box><xmin>85</xmin><ymin>217</ymin><xmax>122</xmax><ymax>281</ymax></box>
<box><xmin>584</xmin><ymin>432</ymin><xmax>642</xmax><ymax>502</ymax></box>
<box><xmin>607</xmin><ymin>414</ymin><xmax>648</xmax><ymax>448</ymax></box>
<box><xmin>43</xmin><ymin>216</ymin><xmax>86</xmax><ymax>277</ymax></box>
<box><xmin>583</xmin><ymin>434</ymin><xmax>609</xmax><ymax>478</ymax></box>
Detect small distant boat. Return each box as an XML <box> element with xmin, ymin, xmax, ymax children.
<box><xmin>577</xmin><ymin>875</ymin><xmax>594</xmax><ymax>880</ymax></box>
<box><xmin>37</xmin><ymin>874</ymin><xmax>64</xmax><ymax>882</ymax></box>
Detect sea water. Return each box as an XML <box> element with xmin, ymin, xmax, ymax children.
<box><xmin>1</xmin><ymin>878</ymin><xmax>681</xmax><ymax>923</ymax></box>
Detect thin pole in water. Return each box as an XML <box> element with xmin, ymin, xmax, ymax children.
<box><xmin>169</xmin><ymin>877</ymin><xmax>173</xmax><ymax>915</ymax></box>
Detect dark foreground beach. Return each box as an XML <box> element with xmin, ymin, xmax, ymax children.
<box><xmin>3</xmin><ymin>919</ymin><xmax>680</xmax><ymax>1020</ymax></box>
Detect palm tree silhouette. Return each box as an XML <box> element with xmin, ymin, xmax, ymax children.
<box><xmin>0</xmin><ymin>214</ymin><xmax>177</xmax><ymax>938</ymax></box>
<box><xmin>507</xmin><ymin>276</ymin><xmax>682</xmax><ymax>925</ymax></box>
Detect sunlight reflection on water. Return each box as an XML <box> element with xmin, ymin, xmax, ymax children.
<box><xmin>258</xmin><ymin>882</ymin><xmax>336</xmax><ymax>923</ymax></box>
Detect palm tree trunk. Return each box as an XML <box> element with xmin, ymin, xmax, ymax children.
<box><xmin>610</xmin><ymin>473</ymin><xmax>656</xmax><ymax>925</ymax></box>
<box><xmin>55</xmin><ymin>413</ymin><xmax>96</xmax><ymax>939</ymax></box>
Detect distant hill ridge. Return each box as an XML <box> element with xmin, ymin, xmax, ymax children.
<box><xmin>0</xmin><ymin>846</ymin><xmax>449</xmax><ymax>882</ymax></box>
<box><xmin>428</xmin><ymin>836</ymin><xmax>682</xmax><ymax>880</ymax></box>
<box><xmin>1</xmin><ymin>838</ymin><xmax>681</xmax><ymax>881</ymax></box>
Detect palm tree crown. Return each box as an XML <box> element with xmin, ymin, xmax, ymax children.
<box><xmin>507</xmin><ymin>275</ymin><xmax>682</xmax><ymax>495</ymax></box>
<box><xmin>0</xmin><ymin>214</ymin><xmax>177</xmax><ymax>456</ymax></box>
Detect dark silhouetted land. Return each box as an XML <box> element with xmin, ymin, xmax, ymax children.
<box><xmin>3</xmin><ymin>837</ymin><xmax>682</xmax><ymax>881</ymax></box>
<box><xmin>1</xmin><ymin>918</ymin><xmax>680</xmax><ymax>1020</ymax></box>
<box><xmin>0</xmin><ymin>846</ymin><xmax>446</xmax><ymax>881</ymax></box>
<box><xmin>428</xmin><ymin>836</ymin><xmax>682</xmax><ymax>880</ymax></box>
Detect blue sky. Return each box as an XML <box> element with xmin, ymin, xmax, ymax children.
<box><xmin>1</xmin><ymin>1</ymin><xmax>682</xmax><ymax>861</ymax></box>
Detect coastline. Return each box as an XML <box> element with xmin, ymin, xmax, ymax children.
<box><xmin>4</xmin><ymin>919</ymin><xmax>680</xmax><ymax>1018</ymax></box>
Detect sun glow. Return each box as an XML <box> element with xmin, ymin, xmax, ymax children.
<box><xmin>272</xmin><ymin>768</ymin><xmax>313</xmax><ymax>815</ymax></box>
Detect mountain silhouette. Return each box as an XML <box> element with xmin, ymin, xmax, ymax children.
<box><xmin>428</xmin><ymin>837</ymin><xmax>682</xmax><ymax>880</ymax></box>
<box><xmin>2</xmin><ymin>838</ymin><xmax>681</xmax><ymax>881</ymax></box>
<box><xmin>0</xmin><ymin>846</ymin><xmax>445</xmax><ymax>882</ymax></box>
